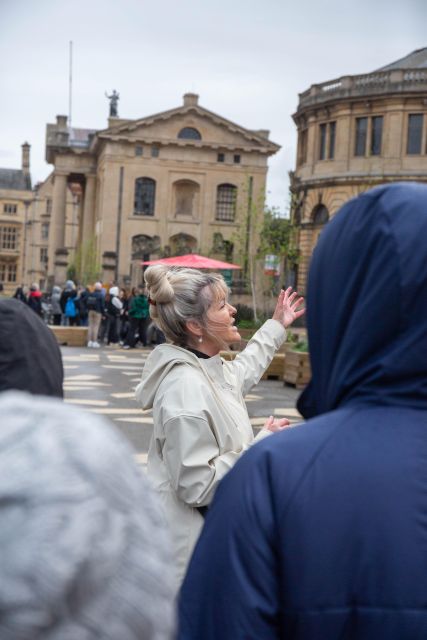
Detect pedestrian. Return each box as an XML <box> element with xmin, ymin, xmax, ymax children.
<box><xmin>0</xmin><ymin>391</ymin><xmax>176</xmax><ymax>640</ymax></box>
<box><xmin>60</xmin><ymin>280</ymin><xmax>79</xmax><ymax>326</ymax></box>
<box><xmin>86</xmin><ymin>282</ymin><xmax>104</xmax><ymax>348</ymax></box>
<box><xmin>0</xmin><ymin>298</ymin><xmax>63</xmax><ymax>397</ymax></box>
<box><xmin>12</xmin><ymin>285</ymin><xmax>27</xmax><ymax>303</ymax></box>
<box><xmin>135</xmin><ymin>265</ymin><xmax>304</xmax><ymax>589</ymax></box>
<box><xmin>105</xmin><ymin>286</ymin><xmax>123</xmax><ymax>345</ymax></box>
<box><xmin>178</xmin><ymin>182</ymin><xmax>427</xmax><ymax>640</ymax></box>
<box><xmin>27</xmin><ymin>282</ymin><xmax>43</xmax><ymax>317</ymax></box>
<box><xmin>124</xmin><ymin>285</ymin><xmax>149</xmax><ymax>349</ymax></box>
<box><xmin>50</xmin><ymin>285</ymin><xmax>62</xmax><ymax>325</ymax></box>
<box><xmin>76</xmin><ymin>285</ymin><xmax>89</xmax><ymax>326</ymax></box>
<box><xmin>119</xmin><ymin>288</ymin><xmax>130</xmax><ymax>344</ymax></box>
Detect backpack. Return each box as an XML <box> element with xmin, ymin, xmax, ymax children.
<box><xmin>65</xmin><ymin>297</ymin><xmax>77</xmax><ymax>318</ymax></box>
<box><xmin>86</xmin><ymin>293</ymin><xmax>98</xmax><ymax>311</ymax></box>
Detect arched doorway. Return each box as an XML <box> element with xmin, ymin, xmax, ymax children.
<box><xmin>169</xmin><ymin>233</ymin><xmax>197</xmax><ymax>256</ymax></box>
<box><xmin>130</xmin><ymin>234</ymin><xmax>161</xmax><ymax>287</ymax></box>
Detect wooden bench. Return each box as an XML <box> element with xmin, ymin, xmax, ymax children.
<box><xmin>49</xmin><ymin>325</ymin><xmax>88</xmax><ymax>347</ymax></box>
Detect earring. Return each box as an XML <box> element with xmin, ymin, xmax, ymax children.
<box><xmin>198</xmin><ymin>336</ymin><xmax>203</xmax><ymax>343</ymax></box>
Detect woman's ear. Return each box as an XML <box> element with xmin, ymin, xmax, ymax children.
<box><xmin>185</xmin><ymin>319</ymin><xmax>202</xmax><ymax>340</ymax></box>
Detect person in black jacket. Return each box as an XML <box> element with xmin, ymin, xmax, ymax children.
<box><xmin>179</xmin><ymin>182</ymin><xmax>427</xmax><ymax>640</ymax></box>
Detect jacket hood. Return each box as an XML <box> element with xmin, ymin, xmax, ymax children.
<box><xmin>29</xmin><ymin>289</ymin><xmax>42</xmax><ymax>298</ymax></box>
<box><xmin>52</xmin><ymin>286</ymin><xmax>61</xmax><ymax>294</ymax></box>
<box><xmin>109</xmin><ymin>286</ymin><xmax>119</xmax><ymax>296</ymax></box>
<box><xmin>136</xmin><ymin>344</ymin><xmax>203</xmax><ymax>410</ymax></box>
<box><xmin>0</xmin><ymin>299</ymin><xmax>63</xmax><ymax>398</ymax></box>
<box><xmin>298</xmin><ymin>182</ymin><xmax>427</xmax><ymax>419</ymax></box>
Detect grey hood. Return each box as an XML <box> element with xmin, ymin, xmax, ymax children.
<box><xmin>0</xmin><ymin>391</ymin><xmax>175</xmax><ymax>640</ymax></box>
<box><xmin>135</xmin><ymin>344</ymin><xmax>206</xmax><ymax>410</ymax></box>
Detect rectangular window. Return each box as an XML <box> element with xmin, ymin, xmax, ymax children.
<box><xmin>40</xmin><ymin>248</ymin><xmax>48</xmax><ymax>264</ymax></box>
<box><xmin>3</xmin><ymin>203</ymin><xmax>17</xmax><ymax>214</ymax></box>
<box><xmin>354</xmin><ymin>117</ymin><xmax>368</xmax><ymax>156</ymax></box>
<box><xmin>41</xmin><ymin>223</ymin><xmax>49</xmax><ymax>240</ymax></box>
<box><xmin>0</xmin><ymin>262</ymin><xmax>17</xmax><ymax>282</ymax></box>
<box><xmin>328</xmin><ymin>122</ymin><xmax>336</xmax><ymax>159</ymax></box>
<box><xmin>319</xmin><ymin>123</ymin><xmax>327</xmax><ymax>160</ymax></box>
<box><xmin>407</xmin><ymin>114</ymin><xmax>423</xmax><ymax>155</ymax></box>
<box><xmin>46</xmin><ymin>199</ymin><xmax>52</xmax><ymax>215</ymax></box>
<box><xmin>370</xmin><ymin>116</ymin><xmax>383</xmax><ymax>156</ymax></box>
<box><xmin>217</xmin><ymin>153</ymin><xmax>225</xmax><ymax>163</ymax></box>
<box><xmin>151</xmin><ymin>146</ymin><xmax>159</xmax><ymax>158</ymax></box>
<box><xmin>135</xmin><ymin>145</ymin><xmax>143</xmax><ymax>156</ymax></box>
<box><xmin>0</xmin><ymin>226</ymin><xmax>18</xmax><ymax>250</ymax></box>
<box><xmin>233</xmin><ymin>154</ymin><xmax>241</xmax><ymax>164</ymax></box>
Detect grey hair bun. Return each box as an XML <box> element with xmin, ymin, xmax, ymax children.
<box><xmin>144</xmin><ymin>265</ymin><xmax>175</xmax><ymax>304</ymax></box>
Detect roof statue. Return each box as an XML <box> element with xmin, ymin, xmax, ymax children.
<box><xmin>105</xmin><ymin>90</ymin><xmax>119</xmax><ymax>117</ymax></box>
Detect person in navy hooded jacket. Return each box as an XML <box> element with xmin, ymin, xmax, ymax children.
<box><xmin>178</xmin><ymin>182</ymin><xmax>427</xmax><ymax>640</ymax></box>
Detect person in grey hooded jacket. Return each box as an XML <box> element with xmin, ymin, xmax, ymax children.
<box><xmin>0</xmin><ymin>390</ymin><xmax>176</xmax><ymax>640</ymax></box>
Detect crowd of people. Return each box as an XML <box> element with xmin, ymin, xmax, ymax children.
<box><xmin>0</xmin><ymin>182</ymin><xmax>425</xmax><ymax>639</ymax></box>
<box><xmin>6</xmin><ymin>280</ymin><xmax>165</xmax><ymax>349</ymax></box>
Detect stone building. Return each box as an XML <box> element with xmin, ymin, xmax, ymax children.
<box><xmin>291</xmin><ymin>48</ymin><xmax>427</xmax><ymax>294</ymax></box>
<box><xmin>0</xmin><ymin>144</ymin><xmax>32</xmax><ymax>294</ymax></box>
<box><xmin>35</xmin><ymin>93</ymin><xmax>279</xmax><ymax>289</ymax></box>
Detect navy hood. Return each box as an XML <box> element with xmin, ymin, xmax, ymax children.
<box><xmin>0</xmin><ymin>299</ymin><xmax>63</xmax><ymax>398</ymax></box>
<box><xmin>298</xmin><ymin>182</ymin><xmax>427</xmax><ymax>418</ymax></box>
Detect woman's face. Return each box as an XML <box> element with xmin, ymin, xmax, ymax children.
<box><xmin>205</xmin><ymin>294</ymin><xmax>241</xmax><ymax>346</ymax></box>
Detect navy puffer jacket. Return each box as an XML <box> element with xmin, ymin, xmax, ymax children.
<box><xmin>179</xmin><ymin>183</ymin><xmax>427</xmax><ymax>640</ymax></box>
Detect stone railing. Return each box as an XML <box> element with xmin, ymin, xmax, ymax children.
<box><xmin>298</xmin><ymin>68</ymin><xmax>427</xmax><ymax>110</ymax></box>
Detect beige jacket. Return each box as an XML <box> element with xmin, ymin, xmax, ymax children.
<box><xmin>135</xmin><ymin>319</ymin><xmax>286</xmax><ymax>587</ymax></box>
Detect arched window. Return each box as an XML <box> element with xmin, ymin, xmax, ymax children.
<box><xmin>177</xmin><ymin>127</ymin><xmax>202</xmax><ymax>140</ymax></box>
<box><xmin>134</xmin><ymin>178</ymin><xmax>156</xmax><ymax>216</ymax></box>
<box><xmin>312</xmin><ymin>204</ymin><xmax>329</xmax><ymax>225</ymax></box>
<box><xmin>216</xmin><ymin>184</ymin><xmax>237</xmax><ymax>222</ymax></box>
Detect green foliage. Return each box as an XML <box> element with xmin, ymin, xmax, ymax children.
<box><xmin>259</xmin><ymin>207</ymin><xmax>299</xmax><ymax>263</ymax></box>
<box><xmin>67</xmin><ymin>236</ymin><xmax>102</xmax><ymax>285</ymax></box>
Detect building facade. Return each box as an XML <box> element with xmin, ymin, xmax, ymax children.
<box><xmin>291</xmin><ymin>48</ymin><xmax>427</xmax><ymax>293</ymax></box>
<box><xmin>0</xmin><ymin>144</ymin><xmax>32</xmax><ymax>294</ymax></box>
<box><xmin>34</xmin><ymin>93</ymin><xmax>279</xmax><ymax>289</ymax></box>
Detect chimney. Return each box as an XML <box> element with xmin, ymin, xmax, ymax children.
<box><xmin>183</xmin><ymin>93</ymin><xmax>199</xmax><ymax>107</ymax></box>
<box><xmin>21</xmin><ymin>142</ymin><xmax>30</xmax><ymax>175</ymax></box>
<box><xmin>56</xmin><ymin>114</ymin><xmax>68</xmax><ymax>128</ymax></box>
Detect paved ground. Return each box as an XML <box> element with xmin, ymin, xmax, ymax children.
<box><xmin>62</xmin><ymin>344</ymin><xmax>302</xmax><ymax>468</ymax></box>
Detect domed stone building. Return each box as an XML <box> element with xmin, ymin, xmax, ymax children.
<box><xmin>291</xmin><ymin>48</ymin><xmax>427</xmax><ymax>293</ymax></box>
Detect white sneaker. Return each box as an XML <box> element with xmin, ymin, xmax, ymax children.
<box><xmin>87</xmin><ymin>341</ymin><xmax>93</xmax><ymax>348</ymax></box>
<box><xmin>92</xmin><ymin>341</ymin><xmax>100</xmax><ymax>348</ymax></box>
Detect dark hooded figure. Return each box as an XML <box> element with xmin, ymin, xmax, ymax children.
<box><xmin>0</xmin><ymin>299</ymin><xmax>63</xmax><ymax>398</ymax></box>
<box><xmin>178</xmin><ymin>183</ymin><xmax>427</xmax><ymax>640</ymax></box>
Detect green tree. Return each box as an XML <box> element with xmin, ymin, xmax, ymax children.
<box><xmin>67</xmin><ymin>236</ymin><xmax>102</xmax><ymax>285</ymax></box>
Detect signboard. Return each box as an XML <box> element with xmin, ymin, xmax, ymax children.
<box><xmin>264</xmin><ymin>254</ymin><xmax>280</xmax><ymax>276</ymax></box>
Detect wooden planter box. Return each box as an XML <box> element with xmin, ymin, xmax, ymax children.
<box><xmin>283</xmin><ymin>350</ymin><xmax>311</xmax><ymax>389</ymax></box>
<box><xmin>49</xmin><ymin>325</ymin><xmax>88</xmax><ymax>347</ymax></box>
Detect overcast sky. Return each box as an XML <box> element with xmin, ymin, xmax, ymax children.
<box><xmin>0</xmin><ymin>0</ymin><xmax>425</xmax><ymax>212</ymax></box>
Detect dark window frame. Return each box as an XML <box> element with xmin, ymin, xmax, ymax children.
<box><xmin>215</xmin><ymin>184</ymin><xmax>237</xmax><ymax>222</ymax></box>
<box><xmin>407</xmin><ymin>113</ymin><xmax>423</xmax><ymax>155</ymax></box>
<box><xmin>319</xmin><ymin>123</ymin><xmax>327</xmax><ymax>160</ymax></box>
<box><xmin>134</xmin><ymin>177</ymin><xmax>156</xmax><ymax>216</ymax></box>
<box><xmin>177</xmin><ymin>127</ymin><xmax>202</xmax><ymax>141</ymax></box>
<box><xmin>354</xmin><ymin>117</ymin><xmax>368</xmax><ymax>156</ymax></box>
<box><xmin>370</xmin><ymin>116</ymin><xmax>383</xmax><ymax>156</ymax></box>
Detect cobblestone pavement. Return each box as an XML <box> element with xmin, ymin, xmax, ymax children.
<box><xmin>62</xmin><ymin>345</ymin><xmax>303</xmax><ymax>470</ymax></box>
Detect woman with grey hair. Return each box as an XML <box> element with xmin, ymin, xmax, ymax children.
<box><xmin>135</xmin><ymin>265</ymin><xmax>304</xmax><ymax>587</ymax></box>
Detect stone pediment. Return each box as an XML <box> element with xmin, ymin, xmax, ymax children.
<box><xmin>96</xmin><ymin>96</ymin><xmax>279</xmax><ymax>153</ymax></box>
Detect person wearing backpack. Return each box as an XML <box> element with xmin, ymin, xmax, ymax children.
<box><xmin>64</xmin><ymin>292</ymin><xmax>79</xmax><ymax>326</ymax></box>
<box><xmin>85</xmin><ymin>282</ymin><xmax>104</xmax><ymax>348</ymax></box>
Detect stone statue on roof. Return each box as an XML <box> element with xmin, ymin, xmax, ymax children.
<box><xmin>105</xmin><ymin>90</ymin><xmax>119</xmax><ymax>117</ymax></box>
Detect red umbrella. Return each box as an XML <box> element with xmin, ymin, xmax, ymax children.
<box><xmin>141</xmin><ymin>253</ymin><xmax>241</xmax><ymax>270</ymax></box>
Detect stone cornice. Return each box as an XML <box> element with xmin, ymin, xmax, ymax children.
<box><xmin>293</xmin><ymin>173</ymin><xmax>427</xmax><ymax>190</ymax></box>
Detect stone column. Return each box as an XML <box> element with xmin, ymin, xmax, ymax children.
<box><xmin>49</xmin><ymin>172</ymin><xmax>68</xmax><ymax>284</ymax></box>
<box><xmin>81</xmin><ymin>174</ymin><xmax>96</xmax><ymax>240</ymax></box>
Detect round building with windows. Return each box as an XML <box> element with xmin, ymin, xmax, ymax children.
<box><xmin>291</xmin><ymin>48</ymin><xmax>427</xmax><ymax>293</ymax></box>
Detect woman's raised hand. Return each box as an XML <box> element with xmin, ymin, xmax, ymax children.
<box><xmin>272</xmin><ymin>287</ymin><xmax>305</xmax><ymax>329</ymax></box>
<box><xmin>264</xmin><ymin>415</ymin><xmax>291</xmax><ymax>433</ymax></box>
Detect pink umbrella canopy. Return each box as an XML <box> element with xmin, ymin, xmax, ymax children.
<box><xmin>141</xmin><ymin>253</ymin><xmax>241</xmax><ymax>270</ymax></box>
